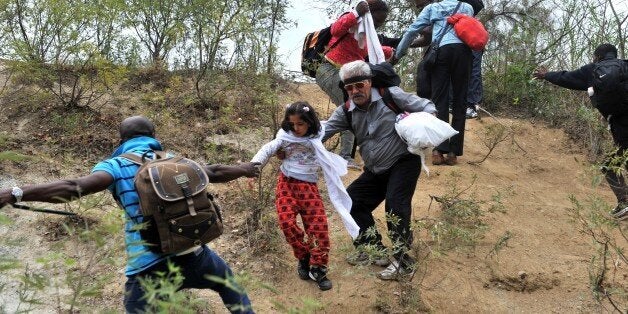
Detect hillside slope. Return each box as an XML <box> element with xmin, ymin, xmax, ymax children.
<box><xmin>247</xmin><ymin>84</ymin><xmax>627</xmax><ymax>313</ymax></box>
<box><xmin>0</xmin><ymin>83</ymin><xmax>626</xmax><ymax>313</ymax></box>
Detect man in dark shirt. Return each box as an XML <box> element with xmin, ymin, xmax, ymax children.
<box><xmin>533</xmin><ymin>43</ymin><xmax>628</xmax><ymax>220</ymax></box>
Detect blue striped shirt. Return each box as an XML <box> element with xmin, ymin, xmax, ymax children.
<box><xmin>91</xmin><ymin>136</ymin><xmax>167</xmax><ymax>276</ymax></box>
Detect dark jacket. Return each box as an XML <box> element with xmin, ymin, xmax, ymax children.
<box><xmin>378</xmin><ymin>34</ymin><xmax>401</xmax><ymax>49</ymax></box>
<box><xmin>544</xmin><ymin>59</ymin><xmax>628</xmax><ymax>148</ymax></box>
<box><xmin>544</xmin><ymin>63</ymin><xmax>594</xmax><ymax>91</ymax></box>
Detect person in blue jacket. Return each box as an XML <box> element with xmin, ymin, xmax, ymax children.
<box><xmin>394</xmin><ymin>0</ymin><xmax>474</xmax><ymax>166</ymax></box>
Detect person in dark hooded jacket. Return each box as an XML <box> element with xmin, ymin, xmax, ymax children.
<box><xmin>533</xmin><ymin>43</ymin><xmax>628</xmax><ymax>220</ymax></box>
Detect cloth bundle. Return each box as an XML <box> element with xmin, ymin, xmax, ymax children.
<box><xmin>394</xmin><ymin>112</ymin><xmax>459</xmax><ymax>175</ymax></box>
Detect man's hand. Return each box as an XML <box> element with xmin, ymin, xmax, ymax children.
<box><xmin>239</xmin><ymin>162</ymin><xmax>261</xmax><ymax>178</ymax></box>
<box><xmin>389</xmin><ymin>54</ymin><xmax>399</xmax><ymax>65</ymax></box>
<box><xmin>276</xmin><ymin>149</ymin><xmax>286</xmax><ymax>160</ymax></box>
<box><xmin>532</xmin><ymin>66</ymin><xmax>548</xmax><ymax>80</ymax></box>
<box><xmin>355</xmin><ymin>1</ymin><xmax>369</xmax><ymax>16</ymax></box>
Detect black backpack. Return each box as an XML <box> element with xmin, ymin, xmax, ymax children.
<box><xmin>301</xmin><ymin>13</ymin><xmax>349</xmax><ymax>78</ymax></box>
<box><xmin>591</xmin><ymin>59</ymin><xmax>628</xmax><ymax>117</ymax></box>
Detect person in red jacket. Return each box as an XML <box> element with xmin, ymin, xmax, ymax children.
<box><xmin>315</xmin><ymin>0</ymin><xmax>395</xmax><ymax>169</ymax></box>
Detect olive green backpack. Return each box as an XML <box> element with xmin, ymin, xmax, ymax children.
<box><xmin>122</xmin><ymin>151</ymin><xmax>223</xmax><ymax>254</ymax></box>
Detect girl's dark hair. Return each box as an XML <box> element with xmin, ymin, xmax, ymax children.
<box><xmin>280</xmin><ymin>101</ymin><xmax>321</xmax><ymax>136</ymax></box>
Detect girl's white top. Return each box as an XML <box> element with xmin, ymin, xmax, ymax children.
<box><xmin>251</xmin><ymin>124</ymin><xmax>359</xmax><ymax>239</ymax></box>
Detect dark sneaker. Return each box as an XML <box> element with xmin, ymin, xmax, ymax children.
<box><xmin>610</xmin><ymin>205</ymin><xmax>628</xmax><ymax>220</ymax></box>
<box><xmin>309</xmin><ymin>266</ymin><xmax>332</xmax><ymax>291</ymax></box>
<box><xmin>297</xmin><ymin>256</ymin><xmax>310</xmax><ymax>280</ymax></box>
<box><xmin>346</xmin><ymin>251</ymin><xmax>390</xmax><ymax>267</ymax></box>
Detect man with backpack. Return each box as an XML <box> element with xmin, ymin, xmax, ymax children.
<box><xmin>322</xmin><ymin>60</ymin><xmax>436</xmax><ymax>280</ymax></box>
<box><xmin>0</xmin><ymin>116</ymin><xmax>261</xmax><ymax>313</ymax></box>
<box><xmin>533</xmin><ymin>43</ymin><xmax>628</xmax><ymax>221</ymax></box>
<box><xmin>315</xmin><ymin>0</ymin><xmax>396</xmax><ymax>169</ymax></box>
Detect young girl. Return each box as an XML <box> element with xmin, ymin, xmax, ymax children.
<box><xmin>251</xmin><ymin>101</ymin><xmax>358</xmax><ymax>291</ymax></box>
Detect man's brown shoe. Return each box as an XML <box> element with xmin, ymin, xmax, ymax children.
<box><xmin>432</xmin><ymin>151</ymin><xmax>445</xmax><ymax>165</ymax></box>
<box><xmin>445</xmin><ymin>153</ymin><xmax>457</xmax><ymax>166</ymax></box>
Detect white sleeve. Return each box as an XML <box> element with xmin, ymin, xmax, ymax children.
<box><xmin>250</xmin><ymin>139</ymin><xmax>284</xmax><ymax>167</ymax></box>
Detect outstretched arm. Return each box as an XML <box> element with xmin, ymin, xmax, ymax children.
<box><xmin>204</xmin><ymin>162</ymin><xmax>260</xmax><ymax>183</ymax></box>
<box><xmin>0</xmin><ymin>171</ymin><xmax>114</xmax><ymax>207</ymax></box>
<box><xmin>533</xmin><ymin>63</ymin><xmax>594</xmax><ymax>91</ymax></box>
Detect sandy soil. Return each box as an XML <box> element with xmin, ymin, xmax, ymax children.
<box><xmin>0</xmin><ymin>83</ymin><xmax>626</xmax><ymax>313</ymax></box>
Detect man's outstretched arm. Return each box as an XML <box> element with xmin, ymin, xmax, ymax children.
<box><xmin>204</xmin><ymin>162</ymin><xmax>260</xmax><ymax>183</ymax></box>
<box><xmin>0</xmin><ymin>171</ymin><xmax>114</xmax><ymax>206</ymax></box>
<box><xmin>533</xmin><ymin>64</ymin><xmax>594</xmax><ymax>91</ymax></box>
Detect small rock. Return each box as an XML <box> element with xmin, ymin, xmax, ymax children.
<box><xmin>518</xmin><ymin>271</ymin><xmax>527</xmax><ymax>279</ymax></box>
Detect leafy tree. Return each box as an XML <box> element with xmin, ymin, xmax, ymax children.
<box><xmin>123</xmin><ymin>0</ymin><xmax>188</xmax><ymax>68</ymax></box>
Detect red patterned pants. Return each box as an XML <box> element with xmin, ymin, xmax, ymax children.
<box><xmin>275</xmin><ymin>173</ymin><xmax>330</xmax><ymax>267</ymax></box>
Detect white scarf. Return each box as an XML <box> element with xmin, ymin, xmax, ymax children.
<box><xmin>276</xmin><ymin>124</ymin><xmax>359</xmax><ymax>239</ymax></box>
<box><xmin>353</xmin><ymin>0</ymin><xmax>386</xmax><ymax>64</ymax></box>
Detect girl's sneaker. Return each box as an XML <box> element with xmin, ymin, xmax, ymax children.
<box><xmin>297</xmin><ymin>256</ymin><xmax>310</xmax><ymax>280</ymax></box>
<box><xmin>309</xmin><ymin>266</ymin><xmax>332</xmax><ymax>291</ymax></box>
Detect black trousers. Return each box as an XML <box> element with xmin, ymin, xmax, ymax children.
<box><xmin>347</xmin><ymin>154</ymin><xmax>421</xmax><ymax>264</ymax></box>
<box><xmin>432</xmin><ymin>43</ymin><xmax>472</xmax><ymax>156</ymax></box>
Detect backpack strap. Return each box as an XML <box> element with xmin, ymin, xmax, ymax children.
<box><xmin>378</xmin><ymin>87</ymin><xmax>403</xmax><ymax>114</ymax></box>
<box><xmin>342</xmin><ymin>88</ymin><xmax>402</xmax><ymax>159</ymax></box>
<box><xmin>342</xmin><ymin>101</ymin><xmax>358</xmax><ymax>159</ymax></box>
<box><xmin>120</xmin><ymin>150</ymin><xmax>168</xmax><ymax>165</ymax></box>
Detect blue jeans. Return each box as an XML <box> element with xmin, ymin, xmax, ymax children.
<box><xmin>466</xmin><ymin>49</ymin><xmax>483</xmax><ymax>107</ymax></box>
<box><xmin>124</xmin><ymin>246</ymin><xmax>253</xmax><ymax>314</ymax></box>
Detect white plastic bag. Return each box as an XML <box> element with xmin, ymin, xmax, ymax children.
<box><xmin>394</xmin><ymin>112</ymin><xmax>458</xmax><ymax>175</ymax></box>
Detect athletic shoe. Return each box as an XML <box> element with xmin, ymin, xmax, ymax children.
<box><xmin>297</xmin><ymin>255</ymin><xmax>310</xmax><ymax>280</ymax></box>
<box><xmin>610</xmin><ymin>205</ymin><xmax>628</xmax><ymax>220</ymax></box>
<box><xmin>377</xmin><ymin>260</ymin><xmax>415</xmax><ymax>281</ymax></box>
<box><xmin>466</xmin><ymin>107</ymin><xmax>478</xmax><ymax>119</ymax></box>
<box><xmin>346</xmin><ymin>158</ymin><xmax>362</xmax><ymax>170</ymax></box>
<box><xmin>346</xmin><ymin>251</ymin><xmax>390</xmax><ymax>267</ymax></box>
<box><xmin>309</xmin><ymin>266</ymin><xmax>332</xmax><ymax>291</ymax></box>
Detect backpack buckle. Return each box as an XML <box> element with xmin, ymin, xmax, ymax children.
<box><xmin>174</xmin><ymin>173</ymin><xmax>197</xmax><ymax>216</ymax></box>
<box><xmin>174</xmin><ymin>173</ymin><xmax>190</xmax><ymax>185</ymax></box>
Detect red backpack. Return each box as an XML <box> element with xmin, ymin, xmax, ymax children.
<box><xmin>447</xmin><ymin>14</ymin><xmax>489</xmax><ymax>51</ymax></box>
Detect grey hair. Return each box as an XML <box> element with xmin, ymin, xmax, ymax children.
<box><xmin>339</xmin><ymin>60</ymin><xmax>372</xmax><ymax>82</ymax></box>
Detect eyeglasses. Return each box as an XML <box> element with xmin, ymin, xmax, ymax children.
<box><xmin>344</xmin><ymin>81</ymin><xmax>368</xmax><ymax>92</ymax></box>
